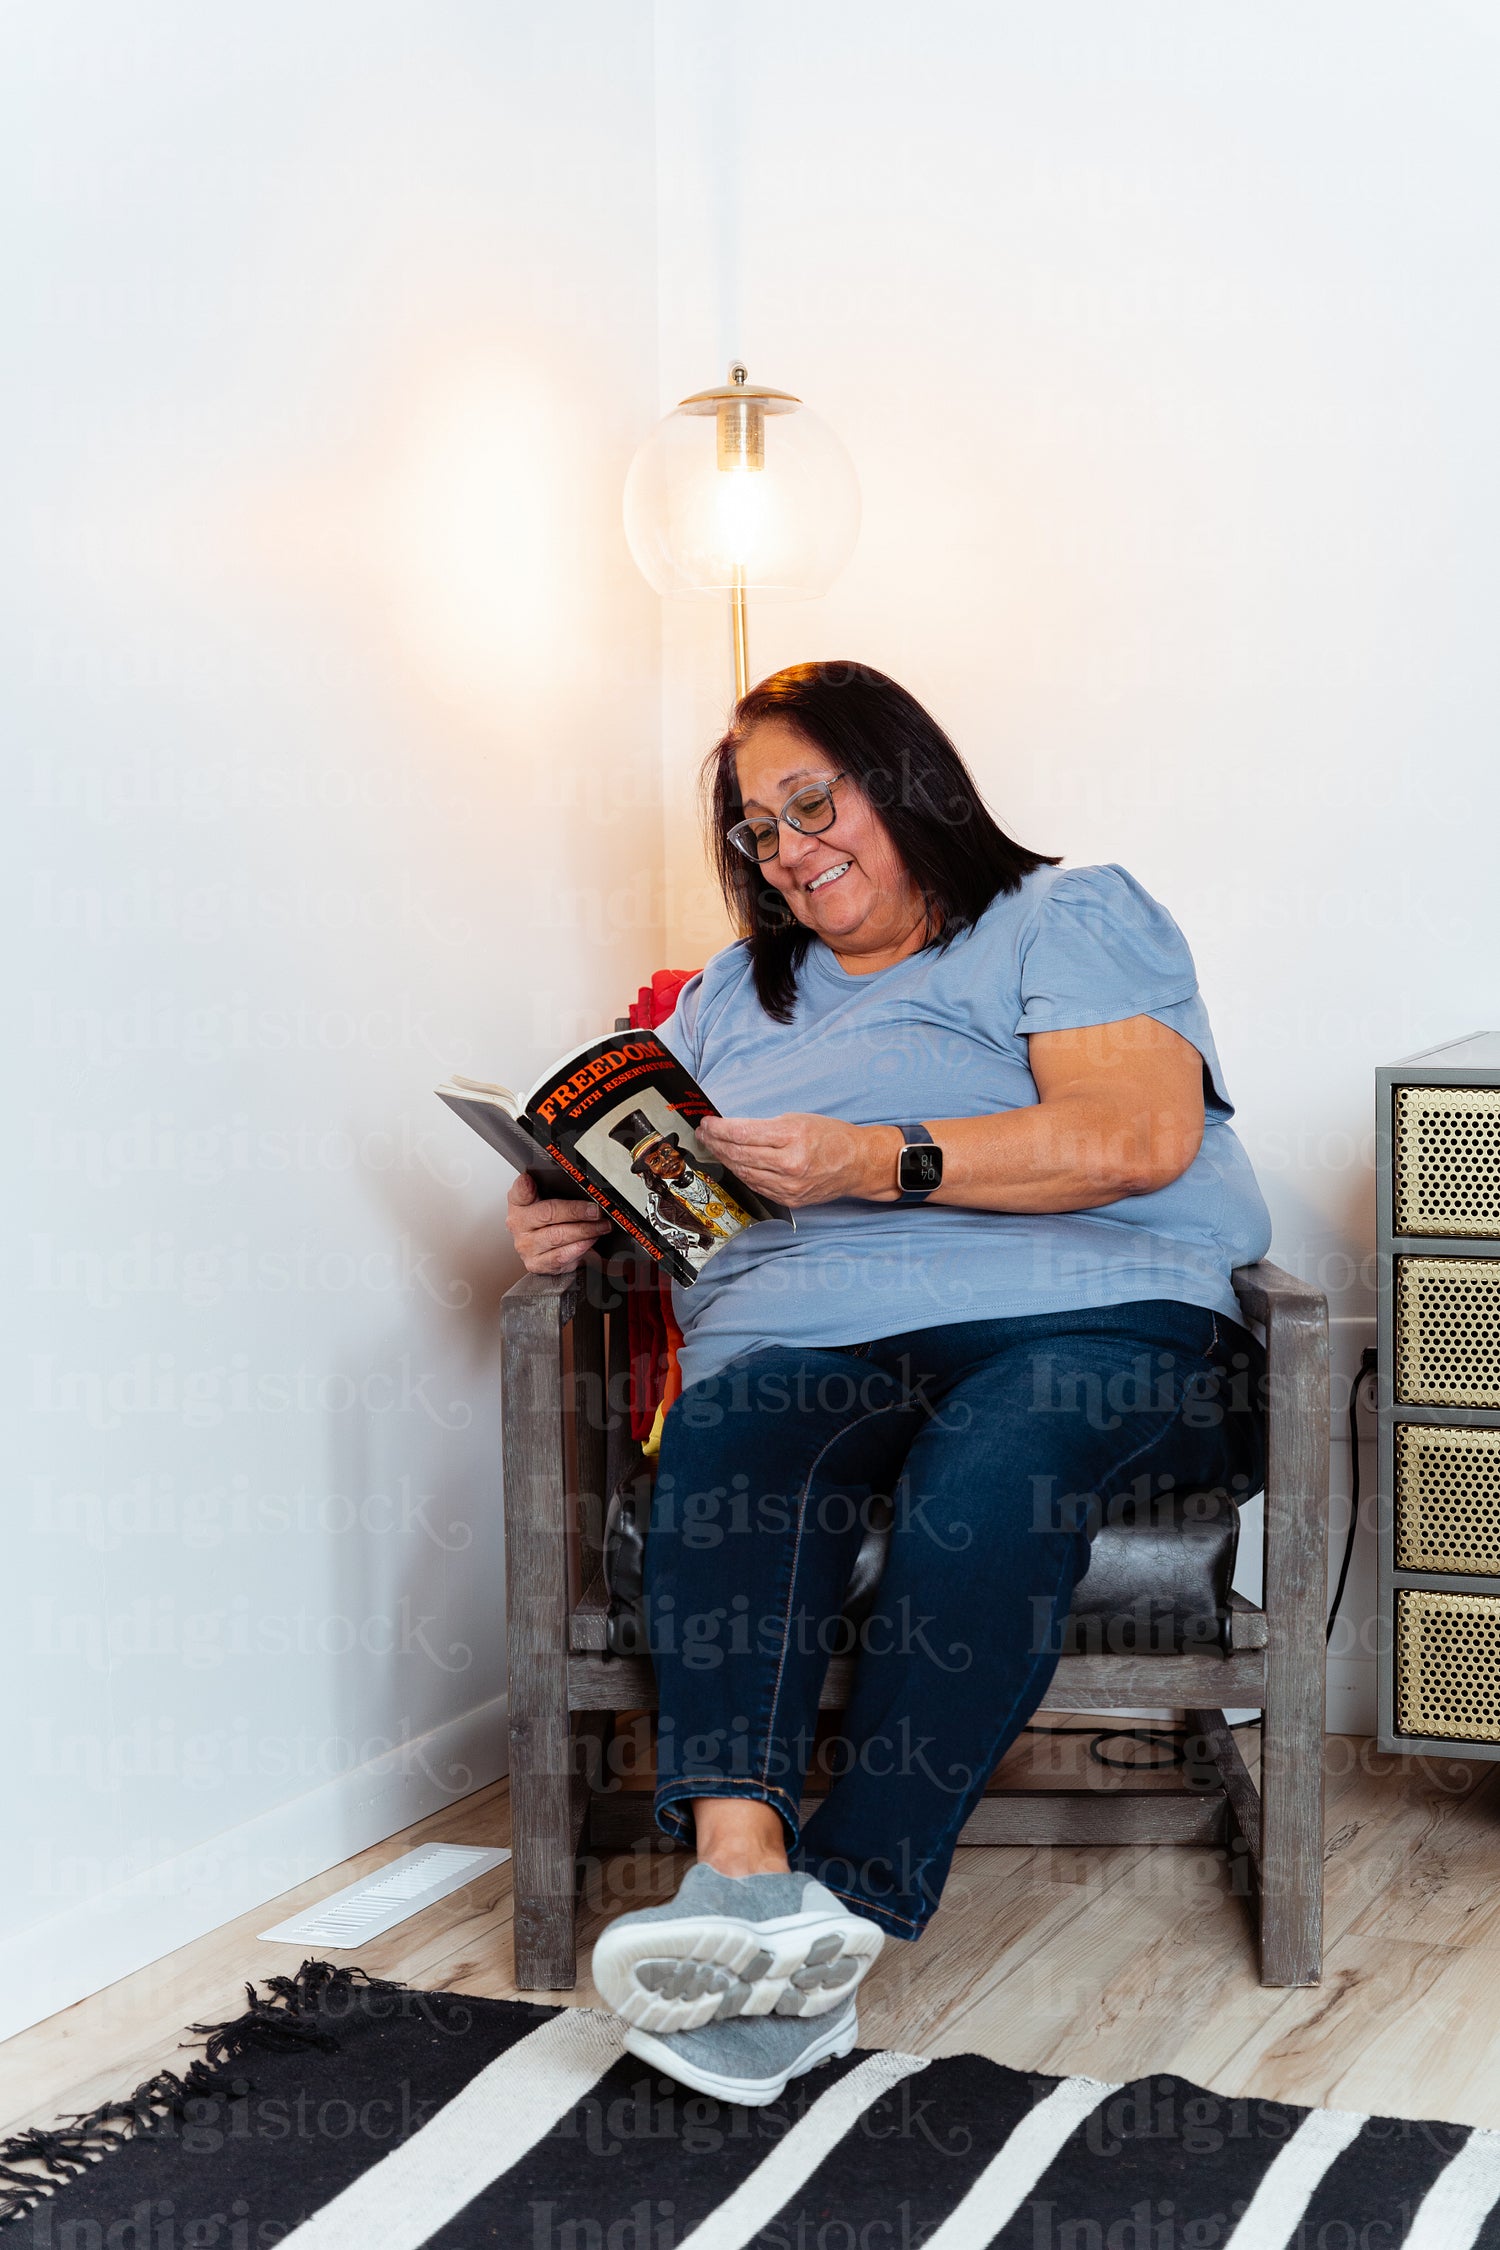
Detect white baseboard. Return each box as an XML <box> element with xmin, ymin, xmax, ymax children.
<box><xmin>0</xmin><ymin>1695</ymin><xmax>508</xmax><ymax>2045</ymax></box>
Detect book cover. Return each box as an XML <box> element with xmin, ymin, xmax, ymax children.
<box><xmin>437</xmin><ymin>1030</ymin><xmax>791</xmax><ymax>1287</ymax></box>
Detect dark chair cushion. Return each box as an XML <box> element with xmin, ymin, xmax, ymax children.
<box><xmin>1056</xmin><ymin>1486</ymin><xmax>1241</xmax><ymax>1655</ymax></box>
<box><xmin>601</xmin><ymin>1464</ymin><xmax>1243</xmax><ymax>1661</ymax></box>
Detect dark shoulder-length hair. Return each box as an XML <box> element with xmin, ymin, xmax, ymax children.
<box><xmin>704</xmin><ymin>661</ymin><xmax>1058</xmax><ymax>1022</ymax></box>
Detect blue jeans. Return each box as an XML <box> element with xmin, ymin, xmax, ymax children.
<box><xmin>643</xmin><ymin>1300</ymin><xmax>1265</xmax><ymax>1940</ymax></box>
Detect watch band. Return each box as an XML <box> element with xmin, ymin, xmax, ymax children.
<box><xmin>896</xmin><ymin>1121</ymin><xmax>942</xmax><ymax>1204</ymax></box>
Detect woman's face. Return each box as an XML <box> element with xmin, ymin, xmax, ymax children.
<box><xmin>732</xmin><ymin>719</ymin><xmax>924</xmax><ymax>957</ymax></box>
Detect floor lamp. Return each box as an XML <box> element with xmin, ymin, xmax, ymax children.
<box><xmin>623</xmin><ymin>364</ymin><xmax>860</xmax><ymax>700</ymax></box>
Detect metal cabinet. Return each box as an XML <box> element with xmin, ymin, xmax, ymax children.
<box><xmin>1377</xmin><ymin>1033</ymin><xmax>1500</xmax><ymax>1754</ymax></box>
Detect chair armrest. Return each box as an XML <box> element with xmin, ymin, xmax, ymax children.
<box><xmin>501</xmin><ymin>1268</ymin><xmax>584</xmax><ymax>1564</ymax></box>
<box><xmin>501</xmin><ymin>1261</ymin><xmax>611</xmax><ymax>1584</ymax></box>
<box><xmin>1230</xmin><ymin>1259</ymin><xmax>1327</xmax><ymax>1332</ymax></box>
<box><xmin>1231</xmin><ymin>1256</ymin><xmax>1330</xmax><ymax>1731</ymax></box>
<box><xmin>1230</xmin><ymin>1259</ymin><xmax>1330</xmax><ymax>1510</ymax></box>
<box><xmin>501</xmin><ymin>1266</ymin><xmax>582</xmax><ymax>1336</ymax></box>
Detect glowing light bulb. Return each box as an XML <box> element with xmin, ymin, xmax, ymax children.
<box><xmin>715</xmin><ymin>465</ymin><xmax>765</xmax><ymax>571</ymax></box>
<box><xmin>623</xmin><ymin>375</ymin><xmax>859</xmax><ymax>602</ymax></box>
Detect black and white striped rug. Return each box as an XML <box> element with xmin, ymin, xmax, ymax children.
<box><xmin>3</xmin><ymin>1962</ymin><xmax>1498</xmax><ymax>2248</ymax></box>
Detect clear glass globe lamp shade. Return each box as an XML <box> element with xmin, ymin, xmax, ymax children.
<box><xmin>623</xmin><ymin>385</ymin><xmax>860</xmax><ymax>601</ymax></box>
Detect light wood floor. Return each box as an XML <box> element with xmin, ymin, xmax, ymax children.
<box><xmin>5</xmin><ymin>1728</ymin><xmax>1500</xmax><ymax>2152</ymax></box>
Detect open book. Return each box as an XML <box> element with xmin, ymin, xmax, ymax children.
<box><xmin>437</xmin><ymin>1030</ymin><xmax>792</xmax><ymax>1287</ymax></box>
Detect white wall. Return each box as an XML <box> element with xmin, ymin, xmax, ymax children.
<box><xmin>652</xmin><ymin>0</ymin><xmax>1500</xmax><ymax>1733</ymax></box>
<box><xmin>2</xmin><ymin>3</ymin><xmax>664</xmax><ymax>2037</ymax></box>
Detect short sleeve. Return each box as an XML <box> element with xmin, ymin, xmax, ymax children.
<box><xmin>1016</xmin><ymin>865</ymin><xmax>1237</xmax><ymax>1115</ymax></box>
<box><xmin>1016</xmin><ymin>866</ymin><xmax>1197</xmax><ymax>1034</ymax></box>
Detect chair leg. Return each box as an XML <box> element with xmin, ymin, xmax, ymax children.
<box><xmin>1185</xmin><ymin>1705</ymin><xmax>1262</xmax><ymax>1925</ymax></box>
<box><xmin>1257</xmin><ymin>1660</ymin><xmax>1325</xmax><ymax>1987</ymax></box>
<box><xmin>510</xmin><ymin>1720</ymin><xmax>580</xmax><ymax>1991</ymax></box>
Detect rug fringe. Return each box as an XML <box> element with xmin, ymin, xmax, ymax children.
<box><xmin>0</xmin><ymin>1960</ymin><xmax>405</xmax><ymax>2226</ymax></box>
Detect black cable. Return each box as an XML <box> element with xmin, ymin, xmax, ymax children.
<box><xmin>1022</xmin><ymin>1714</ymin><xmax>1265</xmax><ymax>1766</ymax></box>
<box><xmin>1022</xmin><ymin>1723</ymin><xmax>1185</xmax><ymax>1770</ymax></box>
<box><xmin>1087</xmin><ymin>1728</ymin><xmax>1185</xmax><ymax>1771</ymax></box>
<box><xmin>1327</xmin><ymin>1347</ymin><xmax>1378</xmax><ymax>1644</ymax></box>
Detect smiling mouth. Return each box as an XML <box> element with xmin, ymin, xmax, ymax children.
<box><xmin>806</xmin><ymin>860</ymin><xmax>852</xmax><ymax>893</ymax></box>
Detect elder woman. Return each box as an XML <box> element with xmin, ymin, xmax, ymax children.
<box><xmin>506</xmin><ymin>662</ymin><xmax>1269</xmax><ymax>2105</ymax></box>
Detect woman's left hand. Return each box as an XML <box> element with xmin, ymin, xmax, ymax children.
<box><xmin>695</xmin><ymin>1113</ymin><xmax>899</xmax><ymax>1207</ymax></box>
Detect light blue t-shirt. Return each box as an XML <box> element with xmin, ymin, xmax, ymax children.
<box><xmin>657</xmin><ymin>863</ymin><xmax>1272</xmax><ymax>1391</ymax></box>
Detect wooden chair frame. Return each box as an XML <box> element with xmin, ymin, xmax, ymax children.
<box><xmin>502</xmin><ymin>1258</ymin><xmax>1329</xmax><ymax>1992</ymax></box>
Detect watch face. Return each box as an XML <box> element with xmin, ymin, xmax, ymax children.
<box><xmin>898</xmin><ymin>1143</ymin><xmax>943</xmax><ymax>1192</ymax></box>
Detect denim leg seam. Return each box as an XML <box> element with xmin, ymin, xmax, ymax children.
<box><xmin>920</xmin><ymin>1543</ymin><xmax>1077</xmax><ymax>1895</ymax></box>
<box><xmin>759</xmin><ymin>1398</ymin><xmax>910</xmax><ymax>1794</ymax></box>
<box><xmin>899</xmin><ymin>1377</ymin><xmax>1206</xmax><ymax>1910</ymax></box>
<box><xmin>820</xmin><ymin>1879</ymin><xmax>922</xmax><ymax>1937</ymax></box>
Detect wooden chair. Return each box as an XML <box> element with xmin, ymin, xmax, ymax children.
<box><xmin>502</xmin><ymin>1256</ymin><xmax>1330</xmax><ymax>1993</ymax></box>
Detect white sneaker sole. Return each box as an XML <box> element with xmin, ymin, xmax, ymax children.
<box><xmin>592</xmin><ymin>1905</ymin><xmax>883</xmax><ymax>2033</ymax></box>
<box><xmin>623</xmin><ymin>2004</ymin><xmax>860</xmax><ymax>2105</ymax></box>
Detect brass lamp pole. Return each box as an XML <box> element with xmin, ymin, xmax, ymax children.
<box><xmin>732</xmin><ymin>561</ymin><xmax>749</xmax><ymax>701</ymax></box>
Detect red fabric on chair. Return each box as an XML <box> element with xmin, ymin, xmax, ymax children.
<box><xmin>625</xmin><ymin>1272</ymin><xmax>670</xmax><ymax>1446</ymax></box>
<box><xmin>628</xmin><ymin>969</ymin><xmax>696</xmax><ymax>1031</ymax></box>
<box><xmin>623</xmin><ymin>967</ymin><xmax>699</xmax><ymax>1441</ymax></box>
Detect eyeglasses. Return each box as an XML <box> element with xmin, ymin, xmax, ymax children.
<box><xmin>726</xmin><ymin>774</ymin><xmax>846</xmax><ymax>863</ymax></box>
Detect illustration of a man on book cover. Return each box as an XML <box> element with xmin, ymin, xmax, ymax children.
<box><xmin>607</xmin><ymin>1110</ymin><xmax>755</xmax><ymax>1254</ymax></box>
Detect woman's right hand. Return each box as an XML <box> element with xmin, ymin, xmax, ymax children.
<box><xmin>505</xmin><ymin>1170</ymin><xmax>610</xmax><ymax>1274</ymax></box>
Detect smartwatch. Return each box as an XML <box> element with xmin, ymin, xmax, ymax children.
<box><xmin>896</xmin><ymin>1121</ymin><xmax>943</xmax><ymax>1204</ymax></box>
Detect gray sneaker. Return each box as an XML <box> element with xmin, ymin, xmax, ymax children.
<box><xmin>591</xmin><ymin>1863</ymin><xmax>883</xmax><ymax>2034</ymax></box>
<box><xmin>624</xmin><ymin>2001</ymin><xmax>860</xmax><ymax>2105</ymax></box>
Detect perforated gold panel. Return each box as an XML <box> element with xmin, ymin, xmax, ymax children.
<box><xmin>1395</xmin><ymin>1424</ymin><xmax>1500</xmax><ymax>1574</ymax></box>
<box><xmin>1395</xmin><ymin>1589</ymin><xmax>1500</xmax><ymax>1742</ymax></box>
<box><xmin>1394</xmin><ymin>1257</ymin><xmax>1500</xmax><ymax>1408</ymax></box>
<box><xmin>1394</xmin><ymin>1086</ymin><xmax>1500</xmax><ymax>1238</ymax></box>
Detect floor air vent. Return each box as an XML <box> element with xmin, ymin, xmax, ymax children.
<box><xmin>258</xmin><ymin>1843</ymin><xmax>511</xmax><ymax>1948</ymax></box>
